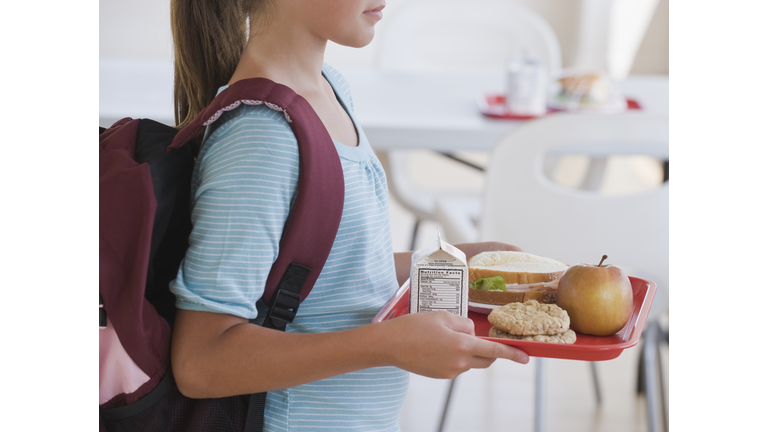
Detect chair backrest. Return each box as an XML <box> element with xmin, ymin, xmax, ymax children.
<box><xmin>375</xmin><ymin>0</ymin><xmax>562</xmax><ymax>76</ymax></box>
<box><xmin>478</xmin><ymin>112</ymin><xmax>669</xmax><ymax>303</ymax></box>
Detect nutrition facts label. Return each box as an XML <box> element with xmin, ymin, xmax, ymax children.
<box><xmin>417</xmin><ymin>268</ymin><xmax>466</xmax><ymax>314</ymax></box>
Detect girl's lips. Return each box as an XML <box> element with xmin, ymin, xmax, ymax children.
<box><xmin>364</xmin><ymin>6</ymin><xmax>385</xmax><ymax>20</ymax></box>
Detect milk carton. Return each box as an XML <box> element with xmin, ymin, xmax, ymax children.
<box><xmin>505</xmin><ymin>51</ymin><xmax>548</xmax><ymax>116</ymax></box>
<box><xmin>409</xmin><ymin>232</ymin><xmax>469</xmax><ymax>317</ymax></box>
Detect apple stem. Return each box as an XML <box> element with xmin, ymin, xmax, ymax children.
<box><xmin>598</xmin><ymin>255</ymin><xmax>608</xmax><ymax>267</ymax></box>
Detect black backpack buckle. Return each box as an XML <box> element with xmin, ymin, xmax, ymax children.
<box><xmin>266</xmin><ymin>288</ymin><xmax>301</xmax><ymax>330</ymax></box>
<box><xmin>264</xmin><ymin>263</ymin><xmax>310</xmax><ymax>330</ymax></box>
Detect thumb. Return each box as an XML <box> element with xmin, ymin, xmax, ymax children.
<box><xmin>441</xmin><ymin>313</ymin><xmax>476</xmax><ymax>336</ymax></box>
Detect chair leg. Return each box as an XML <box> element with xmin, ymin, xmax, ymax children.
<box><xmin>437</xmin><ymin>377</ymin><xmax>457</xmax><ymax>432</ymax></box>
<box><xmin>410</xmin><ymin>218</ymin><xmax>421</xmax><ymax>251</ymax></box>
<box><xmin>579</xmin><ymin>157</ymin><xmax>608</xmax><ymax>191</ymax></box>
<box><xmin>437</xmin><ymin>151</ymin><xmax>485</xmax><ymax>172</ymax></box>
<box><xmin>636</xmin><ymin>334</ymin><xmax>646</xmax><ymax>395</ymax></box>
<box><xmin>643</xmin><ymin>321</ymin><xmax>660</xmax><ymax>432</ymax></box>
<box><xmin>657</xmin><ymin>327</ymin><xmax>669</xmax><ymax>432</ymax></box>
<box><xmin>534</xmin><ymin>357</ymin><xmax>546</xmax><ymax>432</ymax></box>
<box><xmin>641</xmin><ymin>314</ymin><xmax>669</xmax><ymax>430</ymax></box>
<box><xmin>589</xmin><ymin>362</ymin><xmax>602</xmax><ymax>405</ymax></box>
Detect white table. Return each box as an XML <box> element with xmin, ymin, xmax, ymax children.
<box><xmin>341</xmin><ymin>68</ymin><xmax>668</xmax><ymax>152</ymax></box>
<box><xmin>99</xmin><ymin>59</ymin><xmax>669</xmax><ymax>152</ymax></box>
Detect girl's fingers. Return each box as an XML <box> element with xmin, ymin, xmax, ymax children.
<box><xmin>442</xmin><ymin>314</ymin><xmax>530</xmax><ymax>365</ymax></box>
<box><xmin>446</xmin><ymin>315</ymin><xmax>476</xmax><ymax>336</ymax></box>
<box><xmin>472</xmin><ymin>337</ymin><xmax>530</xmax><ymax>365</ymax></box>
<box><xmin>467</xmin><ymin>356</ymin><xmax>496</xmax><ymax>370</ymax></box>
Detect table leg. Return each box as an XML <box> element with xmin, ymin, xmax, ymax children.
<box><xmin>590</xmin><ymin>362</ymin><xmax>602</xmax><ymax>405</ymax></box>
<box><xmin>535</xmin><ymin>357</ymin><xmax>546</xmax><ymax>432</ymax></box>
<box><xmin>437</xmin><ymin>377</ymin><xmax>457</xmax><ymax>432</ymax></box>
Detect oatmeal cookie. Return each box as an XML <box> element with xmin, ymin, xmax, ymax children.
<box><xmin>488</xmin><ymin>326</ymin><xmax>577</xmax><ymax>344</ymax></box>
<box><xmin>487</xmin><ymin>300</ymin><xmax>570</xmax><ymax>335</ymax></box>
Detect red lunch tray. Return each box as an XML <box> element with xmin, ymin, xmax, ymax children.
<box><xmin>478</xmin><ymin>93</ymin><xmax>642</xmax><ymax>120</ymax></box>
<box><xmin>372</xmin><ymin>276</ymin><xmax>656</xmax><ymax>361</ymax></box>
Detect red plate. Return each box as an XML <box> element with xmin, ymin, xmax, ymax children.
<box><xmin>477</xmin><ymin>94</ymin><xmax>642</xmax><ymax>120</ymax></box>
<box><xmin>372</xmin><ymin>276</ymin><xmax>656</xmax><ymax>361</ymax></box>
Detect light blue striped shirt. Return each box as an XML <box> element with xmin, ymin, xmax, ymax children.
<box><xmin>170</xmin><ymin>64</ymin><xmax>408</xmax><ymax>431</ymax></box>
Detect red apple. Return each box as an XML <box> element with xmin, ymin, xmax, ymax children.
<box><xmin>556</xmin><ymin>255</ymin><xmax>633</xmax><ymax>336</ymax></box>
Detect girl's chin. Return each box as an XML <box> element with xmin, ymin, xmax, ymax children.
<box><xmin>334</xmin><ymin>32</ymin><xmax>376</xmax><ymax>49</ymax></box>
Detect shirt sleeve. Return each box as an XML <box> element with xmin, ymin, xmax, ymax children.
<box><xmin>169</xmin><ymin>105</ymin><xmax>300</xmax><ymax>319</ymax></box>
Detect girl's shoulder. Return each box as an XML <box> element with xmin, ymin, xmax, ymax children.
<box><xmin>210</xmin><ymin>96</ymin><xmax>294</xmax><ymax>135</ymax></box>
<box><xmin>322</xmin><ymin>63</ymin><xmax>354</xmax><ymax>111</ymax></box>
<box><xmin>197</xmin><ymin>100</ymin><xmax>298</xmax><ymax>166</ymax></box>
<box><xmin>199</xmin><ymin>65</ymin><xmax>353</xmax><ymax>161</ymax></box>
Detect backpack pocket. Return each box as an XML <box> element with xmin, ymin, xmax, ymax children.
<box><xmin>100</xmin><ymin>371</ymin><xmax>250</xmax><ymax>432</ymax></box>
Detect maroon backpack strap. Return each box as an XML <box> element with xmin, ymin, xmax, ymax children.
<box><xmin>172</xmin><ymin>78</ymin><xmax>345</xmax><ymax>327</ymax></box>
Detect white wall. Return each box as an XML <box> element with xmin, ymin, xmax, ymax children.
<box><xmin>99</xmin><ymin>0</ymin><xmax>173</xmax><ymax>60</ymax></box>
<box><xmin>630</xmin><ymin>0</ymin><xmax>669</xmax><ymax>74</ymax></box>
<box><xmin>99</xmin><ymin>0</ymin><xmax>668</xmax><ymax>74</ymax></box>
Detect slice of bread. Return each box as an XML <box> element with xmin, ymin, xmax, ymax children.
<box><xmin>469</xmin><ymin>251</ymin><xmax>568</xmax><ymax>284</ymax></box>
<box><xmin>469</xmin><ymin>251</ymin><xmax>565</xmax><ymax>267</ymax></box>
<box><xmin>468</xmin><ymin>280</ymin><xmax>558</xmax><ymax>305</ymax></box>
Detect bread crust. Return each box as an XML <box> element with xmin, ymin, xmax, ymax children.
<box><xmin>469</xmin><ymin>267</ymin><xmax>565</xmax><ymax>285</ymax></box>
<box><xmin>469</xmin><ymin>279</ymin><xmax>559</xmax><ymax>305</ymax></box>
<box><xmin>468</xmin><ymin>251</ymin><xmax>567</xmax><ymax>267</ymax></box>
<box><xmin>469</xmin><ymin>285</ymin><xmax>557</xmax><ymax>305</ymax></box>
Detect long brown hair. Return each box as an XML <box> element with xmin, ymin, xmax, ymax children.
<box><xmin>171</xmin><ymin>0</ymin><xmax>266</xmax><ymax>128</ymax></box>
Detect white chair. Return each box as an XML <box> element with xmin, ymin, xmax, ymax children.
<box><xmin>375</xmin><ymin>0</ymin><xmax>562</xmax><ymax>75</ymax></box>
<box><xmin>437</xmin><ymin>112</ymin><xmax>669</xmax><ymax>290</ymax></box>
<box><xmin>374</xmin><ymin>0</ymin><xmax>562</xmax><ymax>250</ymax></box>
<box><xmin>435</xmin><ymin>112</ymin><xmax>669</xmax><ymax>432</ymax></box>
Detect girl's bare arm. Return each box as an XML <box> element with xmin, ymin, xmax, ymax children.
<box><xmin>172</xmin><ymin>305</ymin><xmax>528</xmax><ymax>398</ymax></box>
<box><xmin>173</xmin><ymin>240</ymin><xmax>527</xmax><ymax>399</ymax></box>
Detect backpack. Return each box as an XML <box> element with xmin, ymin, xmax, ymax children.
<box><xmin>99</xmin><ymin>78</ymin><xmax>345</xmax><ymax>432</ymax></box>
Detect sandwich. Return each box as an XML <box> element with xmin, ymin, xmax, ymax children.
<box><xmin>468</xmin><ymin>251</ymin><xmax>569</xmax><ymax>305</ymax></box>
<box><xmin>555</xmin><ymin>72</ymin><xmax>610</xmax><ymax>108</ymax></box>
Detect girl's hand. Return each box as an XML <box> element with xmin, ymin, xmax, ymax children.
<box><xmin>375</xmin><ymin>310</ymin><xmax>529</xmax><ymax>379</ymax></box>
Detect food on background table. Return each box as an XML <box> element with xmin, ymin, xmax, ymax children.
<box><xmin>555</xmin><ymin>72</ymin><xmax>610</xmax><ymax>107</ymax></box>
<box><xmin>556</xmin><ymin>255</ymin><xmax>634</xmax><ymax>337</ymax></box>
<box><xmin>487</xmin><ymin>300</ymin><xmax>576</xmax><ymax>344</ymax></box>
<box><xmin>468</xmin><ymin>251</ymin><xmax>569</xmax><ymax>305</ymax></box>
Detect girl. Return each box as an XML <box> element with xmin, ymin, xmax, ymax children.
<box><xmin>168</xmin><ymin>0</ymin><xmax>529</xmax><ymax>430</ymax></box>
